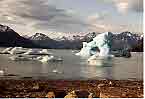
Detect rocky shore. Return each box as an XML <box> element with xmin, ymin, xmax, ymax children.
<box><xmin>0</xmin><ymin>80</ymin><xmax>143</xmax><ymax>98</ymax></box>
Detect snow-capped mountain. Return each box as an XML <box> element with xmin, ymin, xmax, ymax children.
<box><xmin>28</xmin><ymin>33</ymin><xmax>58</xmax><ymax>48</ymax></box>
<box><xmin>0</xmin><ymin>23</ymin><xmax>141</xmax><ymax>51</ymax></box>
<box><xmin>0</xmin><ymin>24</ymin><xmax>37</xmax><ymax>48</ymax></box>
<box><xmin>29</xmin><ymin>33</ymin><xmax>52</xmax><ymax>40</ymax></box>
<box><xmin>25</xmin><ymin>32</ymin><xmax>143</xmax><ymax>51</ymax></box>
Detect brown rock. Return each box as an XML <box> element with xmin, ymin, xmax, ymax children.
<box><xmin>64</xmin><ymin>91</ymin><xmax>78</xmax><ymax>98</ymax></box>
<box><xmin>45</xmin><ymin>91</ymin><xmax>55</xmax><ymax>98</ymax></box>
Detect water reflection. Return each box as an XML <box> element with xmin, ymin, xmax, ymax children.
<box><xmin>80</xmin><ymin>57</ymin><xmax>114</xmax><ymax>79</ymax></box>
<box><xmin>0</xmin><ymin>49</ymin><xmax>143</xmax><ymax>80</ymax></box>
<box><xmin>41</xmin><ymin>62</ymin><xmax>63</xmax><ymax>75</ymax></box>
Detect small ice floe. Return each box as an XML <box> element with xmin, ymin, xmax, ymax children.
<box><xmin>36</xmin><ymin>56</ymin><xmax>42</xmax><ymax>60</ymax></box>
<box><xmin>23</xmin><ymin>49</ymin><xmax>52</xmax><ymax>55</ymax></box>
<box><xmin>39</xmin><ymin>55</ymin><xmax>63</xmax><ymax>63</ymax></box>
<box><xmin>9</xmin><ymin>47</ymin><xmax>26</xmax><ymax>55</ymax></box>
<box><xmin>71</xmin><ymin>50</ymin><xmax>75</xmax><ymax>53</ymax></box>
<box><xmin>9</xmin><ymin>55</ymin><xmax>31</xmax><ymax>61</ymax></box>
<box><xmin>39</xmin><ymin>49</ymin><xmax>52</xmax><ymax>55</ymax></box>
<box><xmin>52</xmin><ymin>69</ymin><xmax>62</xmax><ymax>74</ymax></box>
<box><xmin>0</xmin><ymin>70</ymin><xmax>4</xmax><ymax>75</ymax></box>
<box><xmin>23</xmin><ymin>49</ymin><xmax>39</xmax><ymax>55</ymax></box>
<box><xmin>52</xmin><ymin>69</ymin><xmax>58</xmax><ymax>73</ymax></box>
<box><xmin>39</xmin><ymin>55</ymin><xmax>54</xmax><ymax>63</ymax></box>
<box><xmin>1</xmin><ymin>47</ymin><xmax>13</xmax><ymax>54</ymax></box>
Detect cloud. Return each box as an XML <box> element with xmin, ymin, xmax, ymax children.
<box><xmin>0</xmin><ymin>0</ymin><xmax>90</xmax><ymax>34</ymax></box>
<box><xmin>87</xmin><ymin>10</ymin><xmax>143</xmax><ymax>33</ymax></box>
<box><xmin>130</xmin><ymin>0</ymin><xmax>143</xmax><ymax>12</ymax></box>
<box><xmin>0</xmin><ymin>0</ymin><xmax>142</xmax><ymax>35</ymax></box>
<box><xmin>113</xmin><ymin>0</ymin><xmax>143</xmax><ymax>14</ymax></box>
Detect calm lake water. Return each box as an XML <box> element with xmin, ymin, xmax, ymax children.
<box><xmin>0</xmin><ymin>48</ymin><xmax>143</xmax><ymax>80</ymax></box>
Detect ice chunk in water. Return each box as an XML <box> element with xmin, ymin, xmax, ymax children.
<box><xmin>9</xmin><ymin>47</ymin><xmax>26</xmax><ymax>54</ymax></box>
<box><xmin>1</xmin><ymin>47</ymin><xmax>12</xmax><ymax>54</ymax></box>
<box><xmin>39</xmin><ymin>55</ymin><xmax>54</xmax><ymax>63</ymax></box>
<box><xmin>23</xmin><ymin>49</ymin><xmax>52</xmax><ymax>55</ymax></box>
<box><xmin>9</xmin><ymin>55</ymin><xmax>31</xmax><ymax>61</ymax></box>
<box><xmin>40</xmin><ymin>49</ymin><xmax>51</xmax><ymax>54</ymax></box>
<box><xmin>23</xmin><ymin>49</ymin><xmax>39</xmax><ymax>55</ymax></box>
<box><xmin>39</xmin><ymin>55</ymin><xmax>63</xmax><ymax>63</ymax></box>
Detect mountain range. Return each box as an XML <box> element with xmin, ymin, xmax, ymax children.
<box><xmin>0</xmin><ymin>24</ymin><xmax>38</xmax><ymax>48</ymax></box>
<box><xmin>0</xmin><ymin>24</ymin><xmax>143</xmax><ymax>51</ymax></box>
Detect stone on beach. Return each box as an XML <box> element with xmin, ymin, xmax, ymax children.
<box><xmin>64</xmin><ymin>91</ymin><xmax>78</xmax><ymax>98</ymax></box>
<box><xmin>45</xmin><ymin>91</ymin><xmax>55</xmax><ymax>98</ymax></box>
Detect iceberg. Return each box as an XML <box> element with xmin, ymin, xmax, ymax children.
<box><xmin>75</xmin><ymin>42</ymin><xmax>93</xmax><ymax>57</ymax></box>
<box><xmin>76</xmin><ymin>32</ymin><xmax>131</xmax><ymax>59</ymax></box>
<box><xmin>76</xmin><ymin>32</ymin><xmax>113</xmax><ymax>57</ymax></box>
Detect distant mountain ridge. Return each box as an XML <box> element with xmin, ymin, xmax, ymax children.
<box><xmin>28</xmin><ymin>32</ymin><xmax>143</xmax><ymax>51</ymax></box>
<box><xmin>0</xmin><ymin>24</ymin><xmax>143</xmax><ymax>51</ymax></box>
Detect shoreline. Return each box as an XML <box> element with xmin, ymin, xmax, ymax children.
<box><xmin>0</xmin><ymin>79</ymin><xmax>143</xmax><ymax>98</ymax></box>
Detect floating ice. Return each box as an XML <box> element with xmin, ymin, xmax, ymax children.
<box><xmin>76</xmin><ymin>32</ymin><xmax>113</xmax><ymax>57</ymax></box>
<box><xmin>39</xmin><ymin>49</ymin><xmax>52</xmax><ymax>55</ymax></box>
<box><xmin>52</xmin><ymin>69</ymin><xmax>62</xmax><ymax>74</ymax></box>
<box><xmin>23</xmin><ymin>49</ymin><xmax>40</xmax><ymax>55</ymax></box>
<box><xmin>9</xmin><ymin>55</ymin><xmax>31</xmax><ymax>61</ymax></box>
<box><xmin>39</xmin><ymin>55</ymin><xmax>54</xmax><ymax>63</ymax></box>
<box><xmin>0</xmin><ymin>70</ymin><xmax>4</xmax><ymax>75</ymax></box>
<box><xmin>23</xmin><ymin>49</ymin><xmax>51</xmax><ymax>55</ymax></box>
<box><xmin>76</xmin><ymin>32</ymin><xmax>131</xmax><ymax>60</ymax></box>
<box><xmin>75</xmin><ymin>42</ymin><xmax>93</xmax><ymax>57</ymax></box>
<box><xmin>39</xmin><ymin>55</ymin><xmax>63</xmax><ymax>63</ymax></box>
<box><xmin>9</xmin><ymin>47</ymin><xmax>26</xmax><ymax>54</ymax></box>
<box><xmin>1</xmin><ymin>47</ymin><xmax>13</xmax><ymax>54</ymax></box>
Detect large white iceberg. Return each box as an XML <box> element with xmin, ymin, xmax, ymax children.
<box><xmin>76</xmin><ymin>32</ymin><xmax>113</xmax><ymax>57</ymax></box>
<box><xmin>76</xmin><ymin>32</ymin><xmax>131</xmax><ymax>59</ymax></box>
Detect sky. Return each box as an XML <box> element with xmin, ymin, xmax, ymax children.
<box><xmin>0</xmin><ymin>0</ymin><xmax>143</xmax><ymax>36</ymax></box>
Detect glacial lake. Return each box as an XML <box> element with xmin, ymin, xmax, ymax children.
<box><xmin>0</xmin><ymin>48</ymin><xmax>143</xmax><ymax>80</ymax></box>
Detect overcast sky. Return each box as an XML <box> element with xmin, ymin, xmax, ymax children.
<box><xmin>0</xmin><ymin>0</ymin><xmax>143</xmax><ymax>36</ymax></box>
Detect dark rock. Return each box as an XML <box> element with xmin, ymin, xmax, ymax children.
<box><xmin>0</xmin><ymin>24</ymin><xmax>38</xmax><ymax>48</ymax></box>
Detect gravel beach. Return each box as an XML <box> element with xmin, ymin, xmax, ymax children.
<box><xmin>0</xmin><ymin>79</ymin><xmax>143</xmax><ymax>98</ymax></box>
